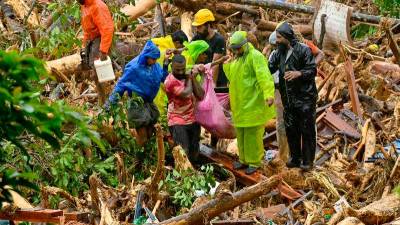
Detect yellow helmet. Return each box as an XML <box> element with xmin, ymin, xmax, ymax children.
<box><xmin>192</xmin><ymin>9</ymin><xmax>215</xmax><ymax>26</ymax></box>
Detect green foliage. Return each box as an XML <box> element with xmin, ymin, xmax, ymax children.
<box><xmin>97</xmin><ymin>97</ymin><xmax>158</xmax><ymax>181</ymax></box>
<box><xmin>0</xmin><ymin>51</ymin><xmax>103</xmax><ymax>152</ymax></box>
<box><xmin>374</xmin><ymin>0</ymin><xmax>400</xmax><ymax>17</ymax></box>
<box><xmin>0</xmin><ymin>169</ymin><xmax>39</xmax><ymax>208</ymax></box>
<box><xmin>0</xmin><ymin>50</ymin><xmax>104</xmax><ymax>206</ymax></box>
<box><xmin>394</xmin><ymin>184</ymin><xmax>400</xmax><ymax>196</ymax></box>
<box><xmin>161</xmin><ymin>165</ymin><xmax>216</xmax><ymax>209</ymax></box>
<box><xmin>351</xmin><ymin>24</ymin><xmax>377</xmax><ymax>40</ymax></box>
<box><xmin>31</xmin><ymin>1</ymin><xmax>81</xmax><ymax>59</ymax></box>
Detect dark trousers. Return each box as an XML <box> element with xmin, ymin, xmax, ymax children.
<box><xmin>283</xmin><ymin>103</ymin><xmax>316</xmax><ymax>165</ymax></box>
<box><xmin>169</xmin><ymin>123</ymin><xmax>201</xmax><ymax>164</ymax></box>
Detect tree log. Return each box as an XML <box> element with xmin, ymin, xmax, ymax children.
<box><xmin>181</xmin><ymin>12</ymin><xmax>193</xmax><ymax>41</ymax></box>
<box><xmin>224</xmin><ymin>0</ymin><xmax>400</xmax><ymax>24</ymax></box>
<box><xmin>149</xmin><ymin>124</ymin><xmax>166</xmax><ymax>204</ymax></box>
<box><xmin>337</xmin><ymin>217</ymin><xmax>365</xmax><ymax>225</ymax></box>
<box><xmin>216</xmin><ymin>2</ymin><xmax>259</xmax><ymax>15</ymax></box>
<box><xmin>159</xmin><ymin>175</ymin><xmax>281</xmax><ymax>225</ymax></box>
<box><xmin>46</xmin><ymin>53</ymin><xmax>81</xmax><ymax>76</ymax></box>
<box><xmin>172</xmin><ymin>0</ymin><xmax>211</xmax><ymax>14</ymax></box>
<box><xmin>345</xmin><ymin>194</ymin><xmax>400</xmax><ymax>225</ymax></box>
<box><xmin>256</xmin><ymin>19</ymin><xmax>312</xmax><ymax>35</ymax></box>
<box><xmin>172</xmin><ymin>145</ymin><xmax>194</xmax><ymax>172</ymax></box>
<box><xmin>121</xmin><ymin>0</ymin><xmax>157</xmax><ymax>20</ymax></box>
<box><xmin>5</xmin><ymin>0</ymin><xmax>39</xmax><ymax>27</ymax></box>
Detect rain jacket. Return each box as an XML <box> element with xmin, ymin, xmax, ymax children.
<box><xmin>223</xmin><ymin>43</ymin><xmax>275</xmax><ymax>127</ymax></box>
<box><xmin>268</xmin><ymin>22</ymin><xmax>317</xmax><ymax>109</ymax></box>
<box><xmin>108</xmin><ymin>41</ymin><xmax>168</xmax><ymax>104</ymax></box>
<box><xmin>81</xmin><ymin>0</ymin><xmax>114</xmax><ymax>54</ymax></box>
<box><xmin>182</xmin><ymin>40</ymin><xmax>210</xmax><ymax>69</ymax></box>
<box><xmin>151</xmin><ymin>35</ymin><xmax>176</xmax><ymax>116</ymax></box>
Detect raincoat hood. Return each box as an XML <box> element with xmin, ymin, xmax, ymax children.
<box><xmin>184</xmin><ymin>40</ymin><xmax>210</xmax><ymax>63</ymax></box>
<box><xmin>138</xmin><ymin>40</ymin><xmax>161</xmax><ymax>65</ymax></box>
<box><xmin>229</xmin><ymin>31</ymin><xmax>248</xmax><ymax>49</ymax></box>
<box><xmin>276</xmin><ymin>22</ymin><xmax>297</xmax><ymax>45</ymax></box>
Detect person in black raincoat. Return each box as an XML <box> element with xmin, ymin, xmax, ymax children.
<box><xmin>268</xmin><ymin>22</ymin><xmax>317</xmax><ymax>171</ymax></box>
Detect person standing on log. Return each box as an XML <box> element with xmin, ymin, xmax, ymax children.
<box><xmin>268</xmin><ymin>31</ymin><xmax>324</xmax><ymax>163</ymax></box>
<box><xmin>78</xmin><ymin>0</ymin><xmax>114</xmax><ymax>105</ymax></box>
<box><xmin>106</xmin><ymin>40</ymin><xmax>169</xmax><ymax>146</ymax></box>
<box><xmin>268</xmin><ymin>22</ymin><xmax>317</xmax><ymax>171</ymax></box>
<box><xmin>192</xmin><ymin>9</ymin><xmax>228</xmax><ymax>148</ymax></box>
<box><xmin>223</xmin><ymin>31</ymin><xmax>275</xmax><ymax>175</ymax></box>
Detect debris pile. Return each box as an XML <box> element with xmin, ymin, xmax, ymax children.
<box><xmin>0</xmin><ymin>0</ymin><xmax>399</xmax><ymax>224</ymax></box>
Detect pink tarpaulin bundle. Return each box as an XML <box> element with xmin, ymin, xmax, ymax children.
<box><xmin>195</xmin><ymin>64</ymin><xmax>236</xmax><ymax>139</ymax></box>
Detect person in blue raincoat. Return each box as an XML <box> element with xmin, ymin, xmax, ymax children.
<box><xmin>106</xmin><ymin>40</ymin><xmax>169</xmax><ymax>146</ymax></box>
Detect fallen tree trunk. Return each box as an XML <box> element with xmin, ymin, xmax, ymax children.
<box><xmin>345</xmin><ymin>194</ymin><xmax>400</xmax><ymax>225</ymax></box>
<box><xmin>337</xmin><ymin>217</ymin><xmax>365</xmax><ymax>225</ymax></box>
<box><xmin>121</xmin><ymin>0</ymin><xmax>157</xmax><ymax>20</ymax></box>
<box><xmin>181</xmin><ymin>12</ymin><xmax>193</xmax><ymax>41</ymax></box>
<box><xmin>256</xmin><ymin>19</ymin><xmax>312</xmax><ymax>35</ymax></box>
<box><xmin>224</xmin><ymin>0</ymin><xmax>400</xmax><ymax>24</ymax></box>
<box><xmin>5</xmin><ymin>0</ymin><xmax>39</xmax><ymax>27</ymax></box>
<box><xmin>46</xmin><ymin>53</ymin><xmax>81</xmax><ymax>76</ymax></box>
<box><xmin>216</xmin><ymin>2</ymin><xmax>259</xmax><ymax>15</ymax></box>
<box><xmin>159</xmin><ymin>175</ymin><xmax>281</xmax><ymax>225</ymax></box>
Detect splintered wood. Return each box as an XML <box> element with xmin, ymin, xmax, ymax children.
<box><xmin>5</xmin><ymin>0</ymin><xmax>39</xmax><ymax>27</ymax></box>
<box><xmin>159</xmin><ymin>175</ymin><xmax>281</xmax><ymax>225</ymax></box>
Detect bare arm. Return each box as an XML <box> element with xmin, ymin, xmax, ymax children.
<box><xmin>211</xmin><ymin>55</ymin><xmax>229</xmax><ymax>67</ymax></box>
<box><xmin>211</xmin><ymin>53</ymin><xmax>223</xmax><ymax>84</ymax></box>
<box><xmin>191</xmin><ymin>71</ymin><xmax>205</xmax><ymax>100</ymax></box>
<box><xmin>178</xmin><ymin>78</ymin><xmax>193</xmax><ymax>98</ymax></box>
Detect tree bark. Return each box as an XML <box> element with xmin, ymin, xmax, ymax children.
<box><xmin>181</xmin><ymin>12</ymin><xmax>193</xmax><ymax>41</ymax></box>
<box><xmin>256</xmin><ymin>19</ymin><xmax>312</xmax><ymax>35</ymax></box>
<box><xmin>216</xmin><ymin>2</ymin><xmax>259</xmax><ymax>15</ymax></box>
<box><xmin>224</xmin><ymin>0</ymin><xmax>399</xmax><ymax>24</ymax></box>
<box><xmin>149</xmin><ymin>124</ymin><xmax>166</xmax><ymax>204</ymax></box>
<box><xmin>159</xmin><ymin>175</ymin><xmax>281</xmax><ymax>225</ymax></box>
<box><xmin>5</xmin><ymin>0</ymin><xmax>39</xmax><ymax>27</ymax></box>
<box><xmin>337</xmin><ymin>217</ymin><xmax>365</xmax><ymax>225</ymax></box>
<box><xmin>121</xmin><ymin>0</ymin><xmax>157</xmax><ymax>20</ymax></box>
<box><xmin>46</xmin><ymin>53</ymin><xmax>81</xmax><ymax>76</ymax></box>
<box><xmin>345</xmin><ymin>194</ymin><xmax>400</xmax><ymax>225</ymax></box>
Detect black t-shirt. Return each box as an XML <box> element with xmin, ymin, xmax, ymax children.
<box><xmin>192</xmin><ymin>32</ymin><xmax>228</xmax><ymax>87</ymax></box>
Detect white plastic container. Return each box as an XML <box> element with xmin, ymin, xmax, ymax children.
<box><xmin>94</xmin><ymin>56</ymin><xmax>115</xmax><ymax>83</ymax></box>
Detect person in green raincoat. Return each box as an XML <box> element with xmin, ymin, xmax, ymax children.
<box><xmin>223</xmin><ymin>31</ymin><xmax>275</xmax><ymax>175</ymax></box>
<box><xmin>182</xmin><ymin>40</ymin><xmax>210</xmax><ymax>70</ymax></box>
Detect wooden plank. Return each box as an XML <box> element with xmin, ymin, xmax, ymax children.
<box><xmin>200</xmin><ymin>145</ymin><xmax>302</xmax><ymax>200</ymax></box>
<box><xmin>340</xmin><ymin>45</ymin><xmax>363</xmax><ymax>118</ymax></box>
<box><xmin>322</xmin><ymin>110</ymin><xmax>360</xmax><ymax>139</ymax></box>
<box><xmin>200</xmin><ymin>145</ymin><xmax>263</xmax><ymax>186</ymax></box>
<box><xmin>385</xmin><ymin>26</ymin><xmax>400</xmax><ymax>66</ymax></box>
<box><xmin>0</xmin><ymin>209</ymin><xmax>63</xmax><ymax>223</ymax></box>
<box><xmin>363</xmin><ymin>123</ymin><xmax>376</xmax><ymax>171</ymax></box>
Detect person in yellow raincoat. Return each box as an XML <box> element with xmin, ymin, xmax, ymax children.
<box><xmin>223</xmin><ymin>31</ymin><xmax>275</xmax><ymax>175</ymax></box>
<box><xmin>151</xmin><ymin>31</ymin><xmax>189</xmax><ymax>116</ymax></box>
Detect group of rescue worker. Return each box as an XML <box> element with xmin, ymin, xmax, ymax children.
<box><xmin>78</xmin><ymin>0</ymin><xmax>324</xmax><ymax>174</ymax></box>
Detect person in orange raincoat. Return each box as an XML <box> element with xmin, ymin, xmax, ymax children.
<box><xmin>78</xmin><ymin>0</ymin><xmax>114</xmax><ymax>105</ymax></box>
